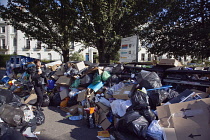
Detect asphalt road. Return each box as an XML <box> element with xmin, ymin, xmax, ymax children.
<box><xmin>0</xmin><ymin>69</ymin><xmax>99</xmax><ymax>140</ymax></box>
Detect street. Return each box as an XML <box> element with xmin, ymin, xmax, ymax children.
<box><xmin>0</xmin><ymin>69</ymin><xmax>99</xmax><ymax>140</ymax></box>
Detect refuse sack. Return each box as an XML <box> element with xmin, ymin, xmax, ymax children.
<box><xmin>67</xmin><ymin>95</ymin><xmax>78</xmax><ymax>107</ymax></box>
<box><xmin>80</xmin><ymin>74</ymin><xmax>93</xmax><ymax>87</ymax></box>
<box><xmin>147</xmin><ymin>120</ymin><xmax>163</xmax><ymax>140</ymax></box>
<box><xmin>33</xmin><ymin>110</ymin><xmax>45</xmax><ymax>126</ymax></box>
<box><xmin>136</xmin><ymin>71</ymin><xmax>162</xmax><ymax>89</ymax></box>
<box><xmin>92</xmin><ymin>73</ymin><xmax>102</xmax><ymax>85</ymax></box>
<box><xmin>70</xmin><ymin>79</ymin><xmax>80</xmax><ymax>88</ymax></box>
<box><xmin>101</xmin><ymin>71</ymin><xmax>111</xmax><ymax>82</ymax></box>
<box><xmin>41</xmin><ymin>94</ymin><xmax>50</xmax><ymax>107</ymax></box>
<box><xmin>139</xmin><ymin>109</ymin><xmax>156</xmax><ymax>123</ymax></box>
<box><xmin>60</xmin><ymin>97</ymin><xmax>70</xmax><ymax>107</ymax></box>
<box><xmin>130</xmin><ymin>90</ymin><xmax>149</xmax><ymax>109</ymax></box>
<box><xmin>113</xmin><ymin>131</ymin><xmax>140</xmax><ymax>140</ymax></box>
<box><xmin>116</xmin><ymin>110</ymin><xmax>149</xmax><ymax>139</ymax></box>
<box><xmin>110</xmin><ymin>99</ymin><xmax>132</xmax><ymax>117</ymax></box>
<box><xmin>0</xmin><ymin>123</ymin><xmax>9</xmax><ymax>137</ymax></box>
<box><xmin>112</xmin><ymin>64</ymin><xmax>124</xmax><ymax>74</ymax></box>
<box><xmin>167</xmin><ymin>89</ymin><xmax>179</xmax><ymax>100</ymax></box>
<box><xmin>51</xmin><ymin>92</ymin><xmax>61</xmax><ymax>106</ymax></box>
<box><xmin>0</xmin><ymin>127</ymin><xmax>27</xmax><ymax>140</ymax></box>
<box><xmin>0</xmin><ymin>104</ymin><xmax>24</xmax><ymax>127</ymax></box>
<box><xmin>0</xmin><ymin>89</ymin><xmax>13</xmax><ymax>104</ymax></box>
<box><xmin>47</xmin><ymin>79</ymin><xmax>56</xmax><ymax>90</ymax></box>
<box><xmin>148</xmin><ymin>90</ymin><xmax>169</xmax><ymax>110</ymax></box>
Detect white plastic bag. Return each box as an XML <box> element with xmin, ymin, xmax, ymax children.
<box><xmin>147</xmin><ymin>120</ymin><xmax>163</xmax><ymax>140</ymax></box>
<box><xmin>110</xmin><ymin>99</ymin><xmax>132</xmax><ymax>117</ymax></box>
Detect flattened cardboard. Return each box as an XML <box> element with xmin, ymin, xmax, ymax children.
<box><xmin>56</xmin><ymin>76</ymin><xmax>72</xmax><ymax>86</ymax></box>
<box><xmin>51</xmin><ymin>74</ymin><xmax>59</xmax><ymax>81</ymax></box>
<box><xmin>100</xmin><ymin>118</ymin><xmax>111</xmax><ymax>130</ymax></box>
<box><xmin>113</xmin><ymin>84</ymin><xmax>135</xmax><ymax>99</ymax></box>
<box><xmin>98</xmin><ymin>109</ymin><xmax>108</xmax><ymax>124</ymax></box>
<box><xmin>77</xmin><ymin>90</ymin><xmax>87</xmax><ymax>101</ymax></box>
<box><xmin>54</xmin><ymin>69</ymin><xmax>64</xmax><ymax>76</ymax></box>
<box><xmin>157</xmin><ymin>98</ymin><xmax>210</xmax><ymax>140</ymax></box>
<box><xmin>25</xmin><ymin>94</ymin><xmax>37</xmax><ymax>104</ymax></box>
<box><xmin>159</xmin><ymin>59</ymin><xmax>182</xmax><ymax>67</ymax></box>
<box><xmin>75</xmin><ymin>61</ymin><xmax>86</xmax><ymax>71</ymax></box>
<box><xmin>59</xmin><ymin>89</ymin><xmax>69</xmax><ymax>100</ymax></box>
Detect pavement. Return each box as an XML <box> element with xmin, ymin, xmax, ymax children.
<box><xmin>0</xmin><ymin>69</ymin><xmax>99</xmax><ymax>140</ymax></box>
<box><xmin>36</xmin><ymin>106</ymin><xmax>99</xmax><ymax>140</ymax></box>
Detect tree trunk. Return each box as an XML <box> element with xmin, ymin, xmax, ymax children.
<box><xmin>96</xmin><ymin>39</ymin><xmax>111</xmax><ymax>63</ymax></box>
<box><xmin>62</xmin><ymin>49</ymin><xmax>70</xmax><ymax>63</ymax></box>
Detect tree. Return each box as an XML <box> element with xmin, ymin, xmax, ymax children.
<box><xmin>140</xmin><ymin>0</ymin><xmax>210</xmax><ymax>59</ymax></box>
<box><xmin>0</xmin><ymin>0</ymin><xmax>78</xmax><ymax>62</ymax></box>
<box><xmin>69</xmin><ymin>52</ymin><xmax>84</xmax><ymax>61</ymax></box>
<box><xmin>74</xmin><ymin>0</ymin><xmax>171</xmax><ymax>63</ymax></box>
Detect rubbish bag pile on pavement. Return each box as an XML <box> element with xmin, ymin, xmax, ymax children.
<box><xmin>1</xmin><ymin>59</ymin><xmax>210</xmax><ymax>140</ymax></box>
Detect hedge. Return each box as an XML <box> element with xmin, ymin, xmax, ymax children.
<box><xmin>0</xmin><ymin>54</ymin><xmax>14</xmax><ymax>67</ymax></box>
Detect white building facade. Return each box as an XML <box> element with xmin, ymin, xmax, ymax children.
<box><xmin>0</xmin><ymin>18</ymin><xmax>98</xmax><ymax>63</ymax></box>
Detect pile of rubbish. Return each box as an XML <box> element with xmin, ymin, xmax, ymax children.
<box><xmin>1</xmin><ymin>59</ymin><xmax>210</xmax><ymax>140</ymax></box>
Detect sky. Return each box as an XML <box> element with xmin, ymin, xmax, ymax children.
<box><xmin>0</xmin><ymin>0</ymin><xmax>7</xmax><ymax>6</ymax></box>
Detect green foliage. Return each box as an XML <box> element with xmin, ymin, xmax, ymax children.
<box><xmin>0</xmin><ymin>0</ymin><xmax>78</xmax><ymax>62</ymax></box>
<box><xmin>74</xmin><ymin>0</ymin><xmax>169</xmax><ymax>63</ymax></box>
<box><xmin>41</xmin><ymin>59</ymin><xmax>53</xmax><ymax>64</ymax></box>
<box><xmin>140</xmin><ymin>0</ymin><xmax>210</xmax><ymax>58</ymax></box>
<box><xmin>69</xmin><ymin>52</ymin><xmax>84</xmax><ymax>61</ymax></box>
<box><xmin>0</xmin><ymin>54</ymin><xmax>14</xmax><ymax>67</ymax></box>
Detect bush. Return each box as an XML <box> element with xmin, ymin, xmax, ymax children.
<box><xmin>0</xmin><ymin>54</ymin><xmax>14</xmax><ymax>67</ymax></box>
<box><xmin>69</xmin><ymin>52</ymin><xmax>84</xmax><ymax>61</ymax></box>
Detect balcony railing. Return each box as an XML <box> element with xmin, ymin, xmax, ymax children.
<box><xmin>45</xmin><ymin>46</ymin><xmax>53</xmax><ymax>51</ymax></box>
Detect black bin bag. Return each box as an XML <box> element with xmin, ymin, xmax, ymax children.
<box><xmin>116</xmin><ymin>111</ymin><xmax>149</xmax><ymax>139</ymax></box>
<box><xmin>41</xmin><ymin>94</ymin><xmax>50</xmax><ymax>107</ymax></box>
<box><xmin>0</xmin><ymin>127</ymin><xmax>27</xmax><ymax>140</ymax></box>
<box><xmin>33</xmin><ymin>110</ymin><xmax>45</xmax><ymax>126</ymax></box>
<box><xmin>136</xmin><ymin>71</ymin><xmax>162</xmax><ymax>89</ymax></box>
<box><xmin>131</xmin><ymin>90</ymin><xmax>149</xmax><ymax>108</ymax></box>
<box><xmin>0</xmin><ymin>104</ymin><xmax>24</xmax><ymax>127</ymax></box>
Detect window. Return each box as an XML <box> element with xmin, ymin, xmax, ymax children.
<box><xmin>26</xmin><ymin>39</ymin><xmax>30</xmax><ymax>49</ymax></box>
<box><xmin>1</xmin><ymin>39</ymin><xmax>5</xmax><ymax>48</ymax></box>
<box><xmin>16</xmin><ymin>58</ymin><xmax>20</xmax><ymax>64</ymax></box>
<box><xmin>37</xmin><ymin>53</ymin><xmax>41</xmax><ymax>59</ymax></box>
<box><xmin>13</xmin><ymin>38</ymin><xmax>17</xmax><ymax>46</ymax></box>
<box><xmin>37</xmin><ymin>41</ymin><xmax>41</xmax><ymax>49</ymax></box>
<box><xmin>26</xmin><ymin>53</ymin><xmax>30</xmax><ymax>57</ymax></box>
<box><xmin>48</xmin><ymin>53</ymin><xmax>52</xmax><ymax>60</ymax></box>
<box><xmin>14</xmin><ymin>28</ymin><xmax>17</xmax><ymax>33</ymax></box>
<box><xmin>141</xmin><ymin>53</ymin><xmax>145</xmax><ymax>61</ymax></box>
<box><xmin>1</xmin><ymin>27</ymin><xmax>5</xmax><ymax>33</ymax></box>
<box><xmin>148</xmin><ymin>54</ymin><xmax>151</xmax><ymax>61</ymax></box>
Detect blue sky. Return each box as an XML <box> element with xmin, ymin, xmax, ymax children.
<box><xmin>0</xmin><ymin>0</ymin><xmax>7</xmax><ymax>6</ymax></box>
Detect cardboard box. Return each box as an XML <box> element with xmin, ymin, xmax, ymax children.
<box><xmin>159</xmin><ymin>59</ymin><xmax>182</xmax><ymax>66</ymax></box>
<box><xmin>157</xmin><ymin>98</ymin><xmax>210</xmax><ymax>140</ymax></box>
<box><xmin>59</xmin><ymin>88</ymin><xmax>69</xmax><ymax>100</ymax></box>
<box><xmin>96</xmin><ymin>102</ymin><xmax>110</xmax><ymax>113</ymax></box>
<box><xmin>77</xmin><ymin>90</ymin><xmax>87</xmax><ymax>101</ymax></box>
<box><xmin>56</xmin><ymin>76</ymin><xmax>72</xmax><ymax>86</ymax></box>
<box><xmin>75</xmin><ymin>61</ymin><xmax>86</xmax><ymax>71</ymax></box>
<box><xmin>113</xmin><ymin>84</ymin><xmax>135</xmax><ymax>100</ymax></box>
